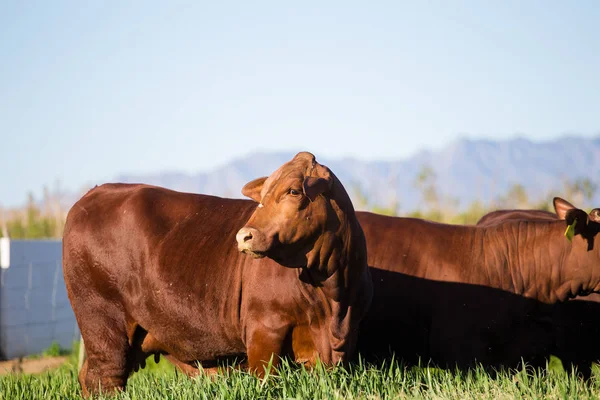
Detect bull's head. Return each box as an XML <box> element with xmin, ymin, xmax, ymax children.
<box><xmin>554</xmin><ymin>197</ymin><xmax>600</xmax><ymax>247</ymax></box>
<box><xmin>236</xmin><ymin>152</ymin><xmax>339</xmax><ymax>268</ymax></box>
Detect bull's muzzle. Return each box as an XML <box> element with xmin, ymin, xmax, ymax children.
<box><xmin>236</xmin><ymin>227</ymin><xmax>266</xmax><ymax>258</ymax></box>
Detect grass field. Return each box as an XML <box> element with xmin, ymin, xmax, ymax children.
<box><xmin>2</xmin><ymin>351</ymin><xmax>600</xmax><ymax>400</ymax></box>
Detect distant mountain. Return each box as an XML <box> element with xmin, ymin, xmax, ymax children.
<box><xmin>115</xmin><ymin>136</ymin><xmax>600</xmax><ymax>212</ymax></box>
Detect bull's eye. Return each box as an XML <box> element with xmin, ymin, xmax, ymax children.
<box><xmin>289</xmin><ymin>188</ymin><xmax>301</xmax><ymax>196</ymax></box>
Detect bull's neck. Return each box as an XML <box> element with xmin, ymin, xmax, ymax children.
<box><xmin>559</xmin><ymin>232</ymin><xmax>600</xmax><ymax>301</ymax></box>
<box><xmin>496</xmin><ymin>221</ymin><xmax>600</xmax><ymax>303</ymax></box>
<box><xmin>303</xmin><ymin>197</ymin><xmax>367</xmax><ymax>298</ymax></box>
<box><xmin>299</xmin><ymin>196</ymin><xmax>371</xmax><ymax>360</ymax></box>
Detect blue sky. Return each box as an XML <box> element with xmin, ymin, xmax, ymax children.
<box><xmin>1</xmin><ymin>1</ymin><xmax>599</xmax><ymax>207</ymax></box>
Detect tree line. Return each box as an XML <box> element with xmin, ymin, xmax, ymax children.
<box><xmin>1</xmin><ymin>186</ymin><xmax>66</xmax><ymax>239</ymax></box>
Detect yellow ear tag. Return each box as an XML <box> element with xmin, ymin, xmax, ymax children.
<box><xmin>564</xmin><ymin>219</ymin><xmax>577</xmax><ymax>242</ymax></box>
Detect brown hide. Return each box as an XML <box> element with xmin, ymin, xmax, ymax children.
<box><xmin>355</xmin><ymin>206</ymin><xmax>600</xmax><ymax>374</ymax></box>
<box><xmin>62</xmin><ymin>153</ymin><xmax>372</xmax><ymax>396</ymax></box>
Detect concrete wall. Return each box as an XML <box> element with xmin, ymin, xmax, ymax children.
<box><xmin>0</xmin><ymin>238</ymin><xmax>79</xmax><ymax>360</ymax></box>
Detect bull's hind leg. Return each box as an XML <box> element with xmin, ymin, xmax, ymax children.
<box><xmin>163</xmin><ymin>355</ymin><xmax>206</xmax><ymax>377</ymax></box>
<box><xmin>77</xmin><ymin>299</ymin><xmax>132</xmax><ymax>397</ymax></box>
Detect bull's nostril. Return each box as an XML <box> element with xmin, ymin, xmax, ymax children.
<box><xmin>236</xmin><ymin>228</ymin><xmax>256</xmax><ymax>246</ymax></box>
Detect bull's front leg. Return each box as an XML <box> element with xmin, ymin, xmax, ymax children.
<box><xmin>290</xmin><ymin>324</ymin><xmax>319</xmax><ymax>366</ymax></box>
<box><xmin>305</xmin><ymin>324</ymin><xmax>346</xmax><ymax>367</ymax></box>
<box><xmin>245</xmin><ymin>320</ymin><xmax>290</xmax><ymax>377</ymax></box>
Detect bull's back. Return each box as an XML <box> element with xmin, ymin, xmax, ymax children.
<box><xmin>356</xmin><ymin>212</ymin><xmax>482</xmax><ymax>280</ymax></box>
<box><xmin>477</xmin><ymin>209</ymin><xmax>557</xmax><ymax>226</ymax></box>
<box><xmin>63</xmin><ymin>183</ymin><xmax>229</xmax><ymax>286</ymax></box>
<box><xmin>64</xmin><ymin>183</ymin><xmax>256</xmax><ymax>277</ymax></box>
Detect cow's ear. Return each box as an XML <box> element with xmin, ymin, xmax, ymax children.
<box><xmin>303</xmin><ymin>177</ymin><xmax>330</xmax><ymax>202</ymax></box>
<box><xmin>242</xmin><ymin>177</ymin><xmax>267</xmax><ymax>203</ymax></box>
<box><xmin>554</xmin><ymin>197</ymin><xmax>576</xmax><ymax>219</ymax></box>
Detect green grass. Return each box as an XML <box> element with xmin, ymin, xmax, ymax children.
<box><xmin>3</xmin><ymin>353</ymin><xmax>600</xmax><ymax>400</ymax></box>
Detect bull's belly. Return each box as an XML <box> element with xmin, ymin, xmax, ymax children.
<box><xmin>130</xmin><ymin>306</ymin><xmax>246</xmax><ymax>364</ymax></box>
<box><xmin>159</xmin><ymin>329</ymin><xmax>246</xmax><ymax>363</ymax></box>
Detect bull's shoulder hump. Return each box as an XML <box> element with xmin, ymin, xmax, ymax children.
<box><xmin>357</xmin><ymin>211</ymin><xmax>468</xmax><ymax>232</ymax></box>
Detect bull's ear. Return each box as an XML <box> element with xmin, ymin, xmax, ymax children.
<box><xmin>242</xmin><ymin>177</ymin><xmax>267</xmax><ymax>203</ymax></box>
<box><xmin>303</xmin><ymin>177</ymin><xmax>330</xmax><ymax>202</ymax></box>
<box><xmin>554</xmin><ymin>197</ymin><xmax>576</xmax><ymax>219</ymax></box>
